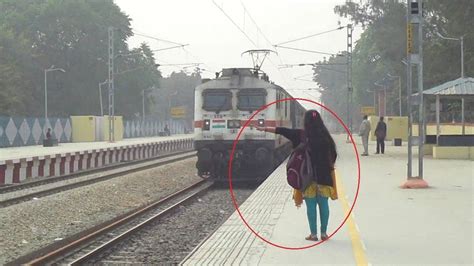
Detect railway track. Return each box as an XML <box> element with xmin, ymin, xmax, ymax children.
<box><xmin>0</xmin><ymin>150</ymin><xmax>196</xmax><ymax>208</ymax></box>
<box><xmin>9</xmin><ymin>179</ymin><xmax>213</xmax><ymax>265</ymax></box>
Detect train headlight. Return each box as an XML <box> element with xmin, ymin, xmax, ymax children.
<box><xmin>257</xmin><ymin>119</ymin><xmax>265</xmax><ymax>127</ymax></box>
<box><xmin>203</xmin><ymin>119</ymin><xmax>210</xmax><ymax>131</ymax></box>
<box><xmin>255</xmin><ymin>147</ymin><xmax>268</xmax><ymax>161</ymax></box>
<box><xmin>227</xmin><ymin>120</ymin><xmax>241</xmax><ymax>129</ymax></box>
<box><xmin>198</xmin><ymin>148</ymin><xmax>212</xmax><ymax>161</ymax></box>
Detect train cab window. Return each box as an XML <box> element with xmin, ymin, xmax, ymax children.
<box><xmin>202</xmin><ymin>89</ymin><xmax>232</xmax><ymax>112</ymax></box>
<box><xmin>237</xmin><ymin>89</ymin><xmax>267</xmax><ymax>111</ymax></box>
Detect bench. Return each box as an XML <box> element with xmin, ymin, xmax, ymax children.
<box><xmin>43</xmin><ymin>138</ymin><xmax>59</xmax><ymax>147</ymax></box>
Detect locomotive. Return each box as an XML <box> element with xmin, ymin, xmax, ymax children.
<box><xmin>193</xmin><ymin>67</ymin><xmax>305</xmax><ymax>180</ymax></box>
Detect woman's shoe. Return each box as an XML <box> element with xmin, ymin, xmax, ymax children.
<box><xmin>305</xmin><ymin>234</ymin><xmax>318</xmax><ymax>241</ymax></box>
<box><xmin>321</xmin><ymin>233</ymin><xmax>329</xmax><ymax>241</ymax></box>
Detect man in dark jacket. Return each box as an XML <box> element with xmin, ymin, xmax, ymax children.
<box><xmin>374</xmin><ymin>117</ymin><xmax>387</xmax><ymax>154</ymax></box>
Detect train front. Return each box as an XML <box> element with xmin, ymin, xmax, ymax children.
<box><xmin>194</xmin><ymin>68</ymin><xmax>279</xmax><ymax>180</ymax></box>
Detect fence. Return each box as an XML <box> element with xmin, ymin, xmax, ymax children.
<box><xmin>0</xmin><ymin>116</ymin><xmax>190</xmax><ymax>148</ymax></box>
<box><xmin>0</xmin><ymin>117</ymin><xmax>72</xmax><ymax>148</ymax></box>
<box><xmin>123</xmin><ymin>119</ymin><xmax>190</xmax><ymax>138</ymax></box>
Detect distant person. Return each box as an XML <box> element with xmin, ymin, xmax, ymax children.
<box><xmin>359</xmin><ymin>115</ymin><xmax>371</xmax><ymax>156</ymax></box>
<box><xmin>164</xmin><ymin>124</ymin><xmax>170</xmax><ymax>136</ymax></box>
<box><xmin>375</xmin><ymin>116</ymin><xmax>387</xmax><ymax>154</ymax></box>
<box><xmin>46</xmin><ymin>128</ymin><xmax>52</xmax><ymax>140</ymax></box>
<box><xmin>258</xmin><ymin>110</ymin><xmax>337</xmax><ymax>241</ymax></box>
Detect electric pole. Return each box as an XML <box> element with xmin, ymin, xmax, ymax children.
<box><xmin>347</xmin><ymin>24</ymin><xmax>353</xmax><ymax>139</ymax></box>
<box><xmin>108</xmin><ymin>27</ymin><xmax>115</xmax><ymax>142</ymax></box>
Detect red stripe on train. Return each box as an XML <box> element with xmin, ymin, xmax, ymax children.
<box><xmin>194</xmin><ymin>121</ymin><xmax>203</xmax><ymax>128</ymax></box>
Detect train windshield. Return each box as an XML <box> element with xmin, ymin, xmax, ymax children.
<box><xmin>202</xmin><ymin>90</ymin><xmax>232</xmax><ymax>112</ymax></box>
<box><xmin>238</xmin><ymin>89</ymin><xmax>267</xmax><ymax>111</ymax></box>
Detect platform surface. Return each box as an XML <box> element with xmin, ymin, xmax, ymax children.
<box><xmin>184</xmin><ymin>134</ymin><xmax>473</xmax><ymax>265</ymax></box>
<box><xmin>0</xmin><ymin>134</ymin><xmax>193</xmax><ymax>161</ymax></box>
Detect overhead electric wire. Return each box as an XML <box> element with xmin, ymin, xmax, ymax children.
<box><xmin>239</xmin><ymin>0</ymin><xmax>273</xmax><ymax>47</ymax></box>
<box><xmin>275</xmin><ymin>26</ymin><xmax>345</xmax><ymax>46</ymax></box>
<box><xmin>238</xmin><ymin>1</ymin><xmax>295</xmax><ymax>88</ymax></box>
<box><xmin>132</xmin><ymin>31</ymin><xmax>185</xmax><ymax>46</ymax></box>
<box><xmin>212</xmin><ymin>0</ymin><xmax>291</xmax><ymax>87</ymax></box>
<box><xmin>182</xmin><ymin>48</ymin><xmax>217</xmax><ymax>73</ymax></box>
<box><xmin>212</xmin><ymin>0</ymin><xmax>257</xmax><ymax>47</ymax></box>
<box><xmin>132</xmin><ymin>29</ymin><xmax>216</xmax><ymax>75</ymax></box>
<box><xmin>275</xmin><ymin>45</ymin><xmax>339</xmax><ymax>56</ymax></box>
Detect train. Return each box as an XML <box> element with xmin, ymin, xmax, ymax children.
<box><xmin>193</xmin><ymin>67</ymin><xmax>305</xmax><ymax>180</ymax></box>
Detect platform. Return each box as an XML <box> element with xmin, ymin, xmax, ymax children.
<box><xmin>0</xmin><ymin>134</ymin><xmax>193</xmax><ymax>162</ymax></box>
<box><xmin>183</xmin><ymin>134</ymin><xmax>473</xmax><ymax>265</ymax></box>
<box><xmin>0</xmin><ymin>134</ymin><xmax>194</xmax><ymax>185</ymax></box>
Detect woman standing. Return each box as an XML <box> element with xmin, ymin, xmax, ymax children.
<box><xmin>257</xmin><ymin>109</ymin><xmax>337</xmax><ymax>241</ymax></box>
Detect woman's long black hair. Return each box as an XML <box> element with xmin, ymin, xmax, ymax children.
<box><xmin>304</xmin><ymin>109</ymin><xmax>337</xmax><ymax>167</ymax></box>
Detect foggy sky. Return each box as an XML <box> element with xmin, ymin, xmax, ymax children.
<box><xmin>114</xmin><ymin>0</ymin><xmax>361</xmax><ymax>101</ymax></box>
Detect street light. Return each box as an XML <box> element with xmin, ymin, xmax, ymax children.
<box><xmin>436</xmin><ymin>32</ymin><xmax>464</xmax><ymax>78</ymax></box>
<box><xmin>387</xmin><ymin>74</ymin><xmax>402</xmax><ymax>116</ymax></box>
<box><xmin>142</xmin><ymin>86</ymin><xmax>155</xmax><ymax>122</ymax></box>
<box><xmin>44</xmin><ymin>66</ymin><xmax>66</xmax><ymax>121</ymax></box>
<box><xmin>374</xmin><ymin>81</ymin><xmax>386</xmax><ymax>117</ymax></box>
<box><xmin>366</xmin><ymin>89</ymin><xmax>377</xmax><ymax>109</ymax></box>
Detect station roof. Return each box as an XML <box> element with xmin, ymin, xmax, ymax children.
<box><xmin>422</xmin><ymin>77</ymin><xmax>474</xmax><ymax>96</ymax></box>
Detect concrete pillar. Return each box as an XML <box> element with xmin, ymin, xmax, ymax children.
<box><xmin>89</xmin><ymin>151</ymin><xmax>97</xmax><ymax>168</ymax></box>
<box><xmin>80</xmin><ymin>152</ymin><xmax>88</xmax><ymax>171</ymax></box>
<box><xmin>43</xmin><ymin>156</ymin><xmax>51</xmax><ymax>177</ymax></box>
<box><xmin>104</xmin><ymin>149</ymin><xmax>110</xmax><ymax>165</ymax></box>
<box><xmin>64</xmin><ymin>154</ymin><xmax>71</xmax><ymax>175</ymax></box>
<box><xmin>32</xmin><ymin>157</ymin><xmax>40</xmax><ymax>178</ymax></box>
<box><xmin>54</xmin><ymin>154</ymin><xmax>61</xmax><ymax>176</ymax></box>
<box><xmin>72</xmin><ymin>152</ymin><xmax>80</xmax><ymax>173</ymax></box>
<box><xmin>19</xmin><ymin>159</ymin><xmax>27</xmax><ymax>182</ymax></box>
<box><xmin>5</xmin><ymin>160</ymin><xmax>14</xmax><ymax>184</ymax></box>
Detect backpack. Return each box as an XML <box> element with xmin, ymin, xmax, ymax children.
<box><xmin>286</xmin><ymin>131</ymin><xmax>315</xmax><ymax>191</ymax></box>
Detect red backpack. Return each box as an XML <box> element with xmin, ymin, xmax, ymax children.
<box><xmin>286</xmin><ymin>131</ymin><xmax>314</xmax><ymax>191</ymax></box>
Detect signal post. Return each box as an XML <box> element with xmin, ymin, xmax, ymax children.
<box><xmin>402</xmin><ymin>0</ymin><xmax>428</xmax><ymax>188</ymax></box>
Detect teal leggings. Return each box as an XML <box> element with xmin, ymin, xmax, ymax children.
<box><xmin>304</xmin><ymin>196</ymin><xmax>329</xmax><ymax>235</ymax></box>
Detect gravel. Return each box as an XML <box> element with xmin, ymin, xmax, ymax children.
<box><xmin>0</xmin><ymin>158</ymin><xmax>201</xmax><ymax>265</ymax></box>
<box><xmin>91</xmin><ymin>187</ymin><xmax>255</xmax><ymax>265</ymax></box>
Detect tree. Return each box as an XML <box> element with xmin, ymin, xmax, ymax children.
<box><xmin>152</xmin><ymin>71</ymin><xmax>202</xmax><ymax>124</ymax></box>
<box><xmin>312</xmin><ymin>54</ymin><xmax>348</xmax><ymax>123</ymax></box>
<box><xmin>0</xmin><ymin>26</ymin><xmax>35</xmax><ymax>115</ymax></box>
<box><xmin>327</xmin><ymin>0</ymin><xmax>474</xmax><ymax>120</ymax></box>
<box><xmin>115</xmin><ymin>43</ymin><xmax>162</xmax><ymax>118</ymax></box>
<box><xmin>0</xmin><ymin>0</ymin><xmax>163</xmax><ymax>118</ymax></box>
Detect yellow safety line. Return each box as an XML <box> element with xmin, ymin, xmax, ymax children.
<box><xmin>336</xmin><ymin>175</ymin><xmax>369</xmax><ymax>266</ymax></box>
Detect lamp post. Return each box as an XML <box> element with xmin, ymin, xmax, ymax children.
<box><xmin>366</xmin><ymin>89</ymin><xmax>377</xmax><ymax>109</ymax></box>
<box><xmin>387</xmin><ymin>74</ymin><xmax>402</xmax><ymax>116</ymax></box>
<box><xmin>142</xmin><ymin>86</ymin><xmax>158</xmax><ymax>122</ymax></box>
<box><xmin>436</xmin><ymin>32</ymin><xmax>464</xmax><ymax>78</ymax></box>
<box><xmin>168</xmin><ymin>91</ymin><xmax>179</xmax><ymax>120</ymax></box>
<box><xmin>98</xmin><ymin>80</ymin><xmax>108</xmax><ymax>116</ymax></box>
<box><xmin>374</xmin><ymin>81</ymin><xmax>386</xmax><ymax>117</ymax></box>
<box><xmin>44</xmin><ymin>66</ymin><xmax>66</xmax><ymax>121</ymax></box>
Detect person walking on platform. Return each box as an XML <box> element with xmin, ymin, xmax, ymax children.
<box><xmin>374</xmin><ymin>116</ymin><xmax>387</xmax><ymax>154</ymax></box>
<box><xmin>257</xmin><ymin>110</ymin><xmax>337</xmax><ymax>241</ymax></box>
<box><xmin>359</xmin><ymin>115</ymin><xmax>371</xmax><ymax>156</ymax></box>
